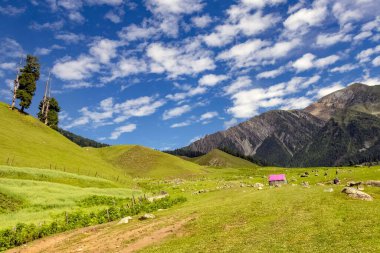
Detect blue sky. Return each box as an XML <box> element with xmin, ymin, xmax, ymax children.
<box><xmin>0</xmin><ymin>0</ymin><xmax>379</xmax><ymax>150</ymax></box>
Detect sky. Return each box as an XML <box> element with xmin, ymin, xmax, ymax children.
<box><xmin>0</xmin><ymin>0</ymin><xmax>379</xmax><ymax>150</ymax></box>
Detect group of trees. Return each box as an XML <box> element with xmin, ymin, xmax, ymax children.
<box><xmin>11</xmin><ymin>55</ymin><xmax>60</xmax><ymax>129</ymax></box>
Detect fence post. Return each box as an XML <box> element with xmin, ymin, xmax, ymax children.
<box><xmin>65</xmin><ymin>211</ymin><xmax>68</xmax><ymax>225</ymax></box>
<box><xmin>107</xmin><ymin>209</ymin><xmax>110</xmax><ymax>221</ymax></box>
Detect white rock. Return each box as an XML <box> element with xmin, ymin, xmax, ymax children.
<box><xmin>118</xmin><ymin>216</ymin><xmax>133</xmax><ymax>225</ymax></box>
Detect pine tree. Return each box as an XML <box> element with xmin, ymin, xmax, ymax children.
<box><xmin>16</xmin><ymin>55</ymin><xmax>40</xmax><ymax>112</ymax></box>
<box><xmin>38</xmin><ymin>97</ymin><xmax>60</xmax><ymax>129</ymax></box>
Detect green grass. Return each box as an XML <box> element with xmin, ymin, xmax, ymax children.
<box><xmin>140</xmin><ymin>166</ymin><xmax>380</xmax><ymax>253</ymax></box>
<box><xmin>0</xmin><ymin>175</ymin><xmax>141</xmax><ymax>228</ymax></box>
<box><xmin>0</xmin><ymin>102</ymin><xmax>130</xmax><ymax>183</ymax></box>
<box><xmin>188</xmin><ymin>149</ymin><xmax>258</xmax><ymax>168</ymax></box>
<box><xmin>87</xmin><ymin>145</ymin><xmax>204</xmax><ymax>178</ymax></box>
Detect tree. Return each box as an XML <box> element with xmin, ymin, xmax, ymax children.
<box><xmin>16</xmin><ymin>55</ymin><xmax>40</xmax><ymax>112</ymax></box>
<box><xmin>38</xmin><ymin>97</ymin><xmax>60</xmax><ymax>129</ymax></box>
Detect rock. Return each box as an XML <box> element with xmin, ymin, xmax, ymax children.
<box><xmin>341</xmin><ymin>187</ymin><xmax>373</xmax><ymax>201</ymax></box>
<box><xmin>253</xmin><ymin>183</ymin><xmax>264</xmax><ymax>188</ymax></box>
<box><xmin>324</xmin><ymin>188</ymin><xmax>334</xmax><ymax>192</ymax></box>
<box><xmin>118</xmin><ymin>216</ymin><xmax>133</xmax><ymax>224</ymax></box>
<box><xmin>258</xmin><ymin>187</ymin><xmax>263</xmax><ymax>190</ymax></box>
<box><xmin>301</xmin><ymin>182</ymin><xmax>310</xmax><ymax>188</ymax></box>
<box><xmin>139</xmin><ymin>213</ymin><xmax>156</xmax><ymax>220</ymax></box>
<box><xmin>316</xmin><ymin>183</ymin><xmax>325</xmax><ymax>186</ymax></box>
<box><xmin>147</xmin><ymin>192</ymin><xmax>169</xmax><ymax>202</ymax></box>
<box><xmin>366</xmin><ymin>180</ymin><xmax>380</xmax><ymax>187</ymax></box>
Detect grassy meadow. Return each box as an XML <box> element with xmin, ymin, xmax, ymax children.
<box><xmin>1</xmin><ymin>101</ymin><xmax>380</xmax><ymax>252</ymax></box>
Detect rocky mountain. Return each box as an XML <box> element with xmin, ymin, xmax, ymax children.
<box><xmin>173</xmin><ymin>110</ymin><xmax>325</xmax><ymax>166</ymax></box>
<box><xmin>172</xmin><ymin>83</ymin><xmax>380</xmax><ymax>167</ymax></box>
<box><xmin>304</xmin><ymin>83</ymin><xmax>380</xmax><ymax>121</ymax></box>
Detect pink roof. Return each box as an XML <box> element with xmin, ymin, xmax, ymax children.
<box><xmin>268</xmin><ymin>174</ymin><xmax>286</xmax><ymax>181</ymax></box>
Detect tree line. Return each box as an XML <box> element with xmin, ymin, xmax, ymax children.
<box><xmin>10</xmin><ymin>55</ymin><xmax>60</xmax><ymax>129</ymax></box>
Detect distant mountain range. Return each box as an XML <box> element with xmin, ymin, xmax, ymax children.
<box><xmin>170</xmin><ymin>83</ymin><xmax>380</xmax><ymax>167</ymax></box>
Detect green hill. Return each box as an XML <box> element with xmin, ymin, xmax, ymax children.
<box><xmin>0</xmin><ymin>102</ymin><xmax>201</xmax><ymax>179</ymax></box>
<box><xmin>189</xmin><ymin>149</ymin><xmax>258</xmax><ymax>168</ymax></box>
<box><xmin>87</xmin><ymin>145</ymin><xmax>203</xmax><ymax>178</ymax></box>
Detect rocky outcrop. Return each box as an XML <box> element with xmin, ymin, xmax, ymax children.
<box><xmin>342</xmin><ymin>187</ymin><xmax>373</xmax><ymax>201</ymax></box>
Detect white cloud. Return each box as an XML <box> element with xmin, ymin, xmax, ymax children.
<box><xmin>109</xmin><ymin>124</ymin><xmax>137</xmax><ymax>140</ymax></box>
<box><xmin>29</xmin><ymin>20</ymin><xmax>64</xmax><ymax>30</ymax></box>
<box><xmin>0</xmin><ymin>5</ymin><xmax>26</xmax><ymax>16</ymax></box>
<box><xmin>257</xmin><ymin>66</ymin><xmax>285</xmax><ymax>79</ymax></box>
<box><xmin>219</xmin><ymin>38</ymin><xmax>300</xmax><ymax>68</ymax></box>
<box><xmin>227</xmin><ymin>76</ymin><xmax>320</xmax><ymax>118</ymax></box>
<box><xmin>55</xmin><ymin>32</ymin><xmax>85</xmax><ymax>44</ymax></box>
<box><xmin>292</xmin><ymin>53</ymin><xmax>340</xmax><ymax>72</ymax></box>
<box><xmin>171</xmin><ymin>121</ymin><xmax>191</xmax><ymax>128</ymax></box>
<box><xmin>89</xmin><ymin>39</ymin><xmax>119</xmax><ymax>64</ymax></box>
<box><xmin>147</xmin><ymin>40</ymin><xmax>215</xmax><ymax>78</ymax></box>
<box><xmin>315</xmin><ymin>26</ymin><xmax>352</xmax><ymax>47</ymax></box>
<box><xmin>330</xmin><ymin>64</ymin><xmax>358</xmax><ymax>73</ymax></box>
<box><xmin>104</xmin><ymin>58</ymin><xmax>147</xmax><ymax>82</ymax></box>
<box><xmin>332</xmin><ymin>0</ymin><xmax>380</xmax><ymax>26</ymax></box>
<box><xmin>241</xmin><ymin>0</ymin><xmax>286</xmax><ymax>9</ymax></box>
<box><xmin>118</xmin><ymin>23</ymin><xmax>158</xmax><ymax>41</ymax></box>
<box><xmin>353</xmin><ymin>31</ymin><xmax>372</xmax><ymax>42</ymax></box>
<box><xmin>200</xmin><ymin>111</ymin><xmax>218</xmax><ymax>121</ymax></box>
<box><xmin>372</xmin><ymin>56</ymin><xmax>380</xmax><ymax>67</ymax></box>
<box><xmin>163</xmin><ymin>105</ymin><xmax>191</xmax><ymax>120</ymax></box>
<box><xmin>105</xmin><ymin>10</ymin><xmax>124</xmax><ymax>23</ymax></box>
<box><xmin>63</xmin><ymin>81</ymin><xmax>93</xmax><ymax>89</ymax></box>
<box><xmin>224</xmin><ymin>76</ymin><xmax>252</xmax><ymax>95</ymax></box>
<box><xmin>34</xmin><ymin>47</ymin><xmax>52</xmax><ymax>56</ymax></box>
<box><xmin>198</xmin><ymin>74</ymin><xmax>228</xmax><ymax>87</ymax></box>
<box><xmin>356</xmin><ymin>45</ymin><xmax>380</xmax><ymax>63</ymax></box>
<box><xmin>204</xmin><ymin>11</ymin><xmax>280</xmax><ymax>47</ymax></box>
<box><xmin>284</xmin><ymin>2</ymin><xmax>327</xmax><ymax>32</ymax></box>
<box><xmin>192</xmin><ymin>15</ymin><xmax>212</xmax><ymax>28</ymax></box>
<box><xmin>146</xmin><ymin>0</ymin><xmax>204</xmax><ymax>15</ymax></box>
<box><xmin>64</xmin><ymin>96</ymin><xmax>165</xmax><ymax>129</ymax></box>
<box><xmin>52</xmin><ymin>55</ymin><xmax>100</xmax><ymax>81</ymax></box>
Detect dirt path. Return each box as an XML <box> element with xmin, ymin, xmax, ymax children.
<box><xmin>7</xmin><ymin>216</ymin><xmax>195</xmax><ymax>253</ymax></box>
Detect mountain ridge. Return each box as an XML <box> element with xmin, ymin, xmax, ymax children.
<box><xmin>172</xmin><ymin>83</ymin><xmax>380</xmax><ymax>167</ymax></box>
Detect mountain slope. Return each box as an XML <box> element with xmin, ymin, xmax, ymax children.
<box><xmin>304</xmin><ymin>83</ymin><xmax>380</xmax><ymax>121</ymax></box>
<box><xmin>189</xmin><ymin>149</ymin><xmax>257</xmax><ymax>168</ymax></box>
<box><xmin>87</xmin><ymin>145</ymin><xmax>203</xmax><ymax>178</ymax></box>
<box><xmin>0</xmin><ymin>102</ymin><xmax>125</xmax><ymax>181</ymax></box>
<box><xmin>0</xmin><ymin>102</ymin><xmax>202</xmax><ymax>179</ymax></box>
<box><xmin>292</xmin><ymin>109</ymin><xmax>380</xmax><ymax>166</ymax></box>
<box><xmin>175</xmin><ymin>110</ymin><xmax>324</xmax><ymax>166</ymax></box>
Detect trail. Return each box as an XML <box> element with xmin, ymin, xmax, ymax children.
<box><xmin>7</xmin><ymin>216</ymin><xmax>194</xmax><ymax>253</ymax></box>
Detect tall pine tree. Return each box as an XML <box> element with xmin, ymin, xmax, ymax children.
<box><xmin>38</xmin><ymin>97</ymin><xmax>60</xmax><ymax>129</ymax></box>
<box><xmin>16</xmin><ymin>55</ymin><xmax>40</xmax><ymax>112</ymax></box>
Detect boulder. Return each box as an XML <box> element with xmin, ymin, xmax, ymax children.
<box><xmin>341</xmin><ymin>187</ymin><xmax>373</xmax><ymax>201</ymax></box>
<box><xmin>324</xmin><ymin>188</ymin><xmax>334</xmax><ymax>192</ymax></box>
<box><xmin>366</xmin><ymin>180</ymin><xmax>380</xmax><ymax>187</ymax></box>
<box><xmin>118</xmin><ymin>216</ymin><xmax>133</xmax><ymax>224</ymax></box>
<box><xmin>301</xmin><ymin>182</ymin><xmax>310</xmax><ymax>188</ymax></box>
<box><xmin>253</xmin><ymin>183</ymin><xmax>264</xmax><ymax>188</ymax></box>
<box><xmin>147</xmin><ymin>192</ymin><xmax>169</xmax><ymax>202</ymax></box>
<box><xmin>139</xmin><ymin>213</ymin><xmax>156</xmax><ymax>220</ymax></box>
<box><xmin>316</xmin><ymin>183</ymin><xmax>325</xmax><ymax>186</ymax></box>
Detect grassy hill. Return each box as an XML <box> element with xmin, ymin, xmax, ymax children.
<box><xmin>0</xmin><ymin>102</ymin><xmax>202</xmax><ymax>179</ymax></box>
<box><xmin>0</xmin><ymin>102</ymin><xmax>127</xmax><ymax>182</ymax></box>
<box><xmin>88</xmin><ymin>145</ymin><xmax>203</xmax><ymax>178</ymax></box>
<box><xmin>189</xmin><ymin>149</ymin><xmax>257</xmax><ymax>168</ymax></box>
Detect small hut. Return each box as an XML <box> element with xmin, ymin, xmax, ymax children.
<box><xmin>268</xmin><ymin>174</ymin><xmax>287</xmax><ymax>186</ymax></box>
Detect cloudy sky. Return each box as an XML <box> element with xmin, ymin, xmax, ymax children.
<box><xmin>0</xmin><ymin>0</ymin><xmax>379</xmax><ymax>149</ymax></box>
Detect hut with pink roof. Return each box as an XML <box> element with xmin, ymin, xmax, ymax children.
<box><xmin>268</xmin><ymin>174</ymin><xmax>287</xmax><ymax>186</ymax></box>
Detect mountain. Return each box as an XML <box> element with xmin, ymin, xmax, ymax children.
<box><xmin>174</xmin><ymin>110</ymin><xmax>325</xmax><ymax>166</ymax></box>
<box><xmin>291</xmin><ymin>109</ymin><xmax>380</xmax><ymax>166</ymax></box>
<box><xmin>174</xmin><ymin>83</ymin><xmax>380</xmax><ymax>167</ymax></box>
<box><xmin>0</xmin><ymin>102</ymin><xmax>201</xmax><ymax>178</ymax></box>
<box><xmin>187</xmin><ymin>149</ymin><xmax>258</xmax><ymax>168</ymax></box>
<box><xmin>304</xmin><ymin>83</ymin><xmax>380</xmax><ymax>121</ymax></box>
